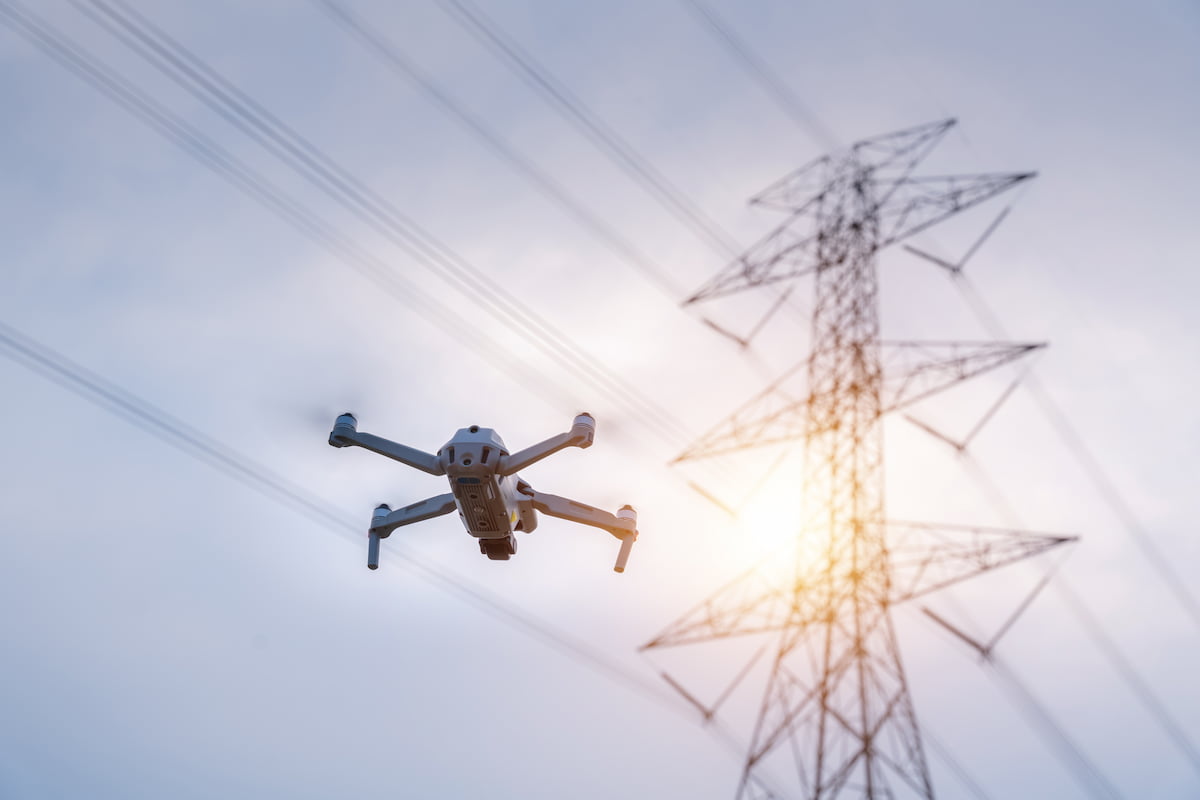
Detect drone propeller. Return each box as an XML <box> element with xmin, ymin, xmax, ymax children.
<box><xmin>286</xmin><ymin>388</ymin><xmax>373</xmax><ymax>433</ymax></box>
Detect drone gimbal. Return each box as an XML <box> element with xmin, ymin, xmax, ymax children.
<box><xmin>328</xmin><ymin>412</ymin><xmax>638</xmax><ymax>572</ymax></box>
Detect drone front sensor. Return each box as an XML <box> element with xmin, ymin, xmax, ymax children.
<box><xmin>329</xmin><ymin>412</ymin><xmax>638</xmax><ymax>572</ymax></box>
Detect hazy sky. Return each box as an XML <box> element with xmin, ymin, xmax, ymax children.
<box><xmin>1</xmin><ymin>1</ymin><xmax>1198</xmax><ymax>798</ymax></box>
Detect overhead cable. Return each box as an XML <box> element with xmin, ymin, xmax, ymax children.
<box><xmin>678</xmin><ymin>0</ymin><xmax>839</xmax><ymax>152</ymax></box>
<box><xmin>317</xmin><ymin>0</ymin><xmax>689</xmax><ymax>302</ymax></box>
<box><xmin>0</xmin><ymin>0</ymin><xmax>579</xmax><ymax>417</ymax></box>
<box><xmin>951</xmin><ymin>270</ymin><xmax>1200</xmax><ymax>631</ymax></box>
<box><xmin>0</xmin><ymin>314</ymin><xmax>738</xmax><ymax>749</ymax></box>
<box><xmin>957</xmin><ymin>455</ymin><xmax>1200</xmax><ymax>780</ymax></box>
<box><xmin>438</xmin><ymin>0</ymin><xmax>744</xmax><ymax>259</ymax></box>
<box><xmin>71</xmin><ymin>0</ymin><xmax>694</xmax><ymax>450</ymax></box>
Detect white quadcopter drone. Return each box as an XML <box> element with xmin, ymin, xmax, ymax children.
<box><xmin>328</xmin><ymin>412</ymin><xmax>638</xmax><ymax>572</ymax></box>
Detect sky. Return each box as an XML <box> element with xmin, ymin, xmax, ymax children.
<box><xmin>1</xmin><ymin>0</ymin><xmax>1198</xmax><ymax>797</ymax></box>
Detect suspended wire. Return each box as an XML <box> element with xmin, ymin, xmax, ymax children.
<box><xmin>897</xmin><ymin>277</ymin><xmax>1200</xmax><ymax>786</ymax></box>
<box><xmin>987</xmin><ymin>655</ymin><xmax>1124</xmax><ymax>800</ymax></box>
<box><xmin>921</xmin><ymin>606</ymin><xmax>1124</xmax><ymax>800</ymax></box>
<box><xmin>921</xmin><ymin>727</ymin><xmax>994</xmax><ymax>800</ymax></box>
<box><xmin>438</xmin><ymin>0</ymin><xmax>743</xmax><ymax>259</ymax></box>
<box><xmin>434</xmin><ymin>0</ymin><xmax>820</xmax><ymax>343</ymax></box>
<box><xmin>0</xmin><ymin>0</ymin><xmax>578</xmax><ymax>415</ymax></box>
<box><xmin>0</xmin><ymin>314</ymin><xmax>773</xmax><ymax>761</ymax></box>
<box><xmin>1</xmin><ymin>0</ymin><xmax>747</xmax><ymax>575</ymax></box>
<box><xmin>7</xmin><ymin>3</ymin><xmax>1121</xmax><ymax>792</ymax></box>
<box><xmin>951</xmin><ymin>271</ymin><xmax>1200</xmax><ymax>631</ymax></box>
<box><xmin>0</xmin><ymin>0</ymin><xmax>764</xmax><ymax>761</ymax></box>
<box><xmin>956</xmin><ymin>455</ymin><xmax>1200</xmax><ymax>780</ymax></box>
<box><xmin>1054</xmin><ymin>579</ymin><xmax>1200</xmax><ymax>776</ymax></box>
<box><xmin>427</xmin><ymin>0</ymin><xmax>813</xmax><ymax>346</ymax></box>
<box><xmin>322</xmin><ymin>1</ymin><xmax>808</xmax><ymax>357</ymax></box>
<box><xmin>315</xmin><ymin>0</ymin><xmax>688</xmax><ymax>302</ymax></box>
<box><xmin>317</xmin><ymin>0</ymin><xmax>794</xmax><ymax>386</ymax></box>
<box><xmin>677</xmin><ymin>0</ymin><xmax>839</xmax><ymax>153</ymax></box>
<box><xmin>70</xmin><ymin>0</ymin><xmax>695</xmax><ymax>453</ymax></box>
<box><xmin>418</xmin><ymin>0</ymin><xmax>825</xmax><ymax>344</ymax></box>
<box><xmin>908</xmin><ymin>360</ymin><xmax>1200</xmax><ymax>780</ymax></box>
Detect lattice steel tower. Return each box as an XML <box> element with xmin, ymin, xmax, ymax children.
<box><xmin>645</xmin><ymin>120</ymin><xmax>1074</xmax><ymax>799</ymax></box>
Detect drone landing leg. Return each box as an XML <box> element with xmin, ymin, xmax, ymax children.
<box><xmin>527</xmin><ymin>490</ymin><xmax>638</xmax><ymax>573</ymax></box>
<box><xmin>365</xmin><ymin>493</ymin><xmax>458</xmax><ymax>570</ymax></box>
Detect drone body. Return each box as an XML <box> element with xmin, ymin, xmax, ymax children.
<box><xmin>328</xmin><ymin>412</ymin><xmax>638</xmax><ymax>571</ymax></box>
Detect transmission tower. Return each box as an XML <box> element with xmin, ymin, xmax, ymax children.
<box><xmin>645</xmin><ymin>120</ymin><xmax>1075</xmax><ymax>799</ymax></box>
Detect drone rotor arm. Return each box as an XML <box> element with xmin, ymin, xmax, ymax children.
<box><xmin>328</xmin><ymin>413</ymin><xmax>444</xmax><ymax>476</ymax></box>
<box><xmin>527</xmin><ymin>489</ymin><xmax>638</xmax><ymax>573</ymax></box>
<box><xmin>498</xmin><ymin>413</ymin><xmax>596</xmax><ymax>476</ymax></box>
<box><xmin>370</xmin><ymin>493</ymin><xmax>458</xmax><ymax>538</ymax></box>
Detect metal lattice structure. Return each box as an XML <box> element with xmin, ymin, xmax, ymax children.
<box><xmin>645</xmin><ymin>120</ymin><xmax>1074</xmax><ymax>799</ymax></box>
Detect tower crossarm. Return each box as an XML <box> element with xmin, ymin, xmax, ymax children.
<box><xmin>748</xmin><ymin>153</ymin><xmax>837</xmax><ymax>212</ymax></box>
<box><xmin>849</xmin><ymin>117</ymin><xmax>957</xmax><ymax>178</ymax></box>
<box><xmin>871</xmin><ymin>172</ymin><xmax>1035</xmax><ymax>248</ymax></box>
<box><xmin>685</xmin><ymin>118</ymin><xmax>1032</xmax><ymax>306</ymax></box>
<box><xmin>671</xmin><ymin>360</ymin><xmax>808</xmax><ymax>463</ymax></box>
<box><xmin>886</xmin><ymin>520</ymin><xmax>1077</xmax><ymax>603</ymax></box>
<box><xmin>685</xmin><ymin>216</ymin><xmax>822</xmax><ymax>304</ymax></box>
<box><xmin>672</xmin><ymin>340</ymin><xmax>1041</xmax><ymax>463</ymax></box>
<box><xmin>643</xmin><ymin>523</ymin><xmax>1074</xmax><ymax>655</ymax></box>
<box><xmin>880</xmin><ymin>340</ymin><xmax>1044</xmax><ymax>412</ymax></box>
<box><xmin>751</xmin><ymin>119</ymin><xmax>957</xmax><ymax>212</ymax></box>
<box><xmin>640</xmin><ymin>565</ymin><xmax>814</xmax><ymax>650</ymax></box>
<box><xmin>689</xmin><ymin>169</ymin><xmax>1033</xmax><ymax>304</ymax></box>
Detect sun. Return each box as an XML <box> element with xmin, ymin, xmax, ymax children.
<box><xmin>730</xmin><ymin>475</ymin><xmax>827</xmax><ymax>581</ymax></box>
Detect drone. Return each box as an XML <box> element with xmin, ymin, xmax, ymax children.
<box><xmin>328</xmin><ymin>412</ymin><xmax>638</xmax><ymax>572</ymax></box>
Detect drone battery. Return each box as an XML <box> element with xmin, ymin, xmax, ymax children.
<box><xmin>452</xmin><ymin>476</ymin><xmax>511</xmax><ymax>536</ymax></box>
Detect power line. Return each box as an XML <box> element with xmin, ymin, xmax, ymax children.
<box><xmin>949</xmin><ymin>270</ymin><xmax>1200</xmax><ymax>632</ymax></box>
<box><xmin>922</xmin><ymin>609</ymin><xmax>1125</xmax><ymax>800</ymax></box>
<box><xmin>951</xmin><ymin>454</ymin><xmax>1200</xmax><ymax>781</ymax></box>
<box><xmin>0</xmin><ymin>0</ymin><xmax>574</xmax><ymax>417</ymax></box>
<box><xmin>69</xmin><ymin>0</ymin><xmax>694</xmax><ymax>452</ymax></box>
<box><xmin>1055</xmin><ymin>577</ymin><xmax>1200</xmax><ymax>775</ymax></box>
<box><xmin>436</xmin><ymin>0</ymin><xmax>814</xmax><ymax>351</ymax></box>
<box><xmin>920</xmin><ymin>727</ymin><xmax>995</xmax><ymax>800</ymax></box>
<box><xmin>678</xmin><ymin>0</ymin><xmax>838</xmax><ymax>152</ymax></box>
<box><xmin>0</xmin><ymin>314</ymin><xmax>725</xmax><ymax>749</ymax></box>
<box><xmin>316</xmin><ymin>0</ymin><xmax>689</xmax><ymax>302</ymax></box>
<box><xmin>352</xmin><ymin>0</ymin><xmax>807</xmax><ymax>348</ymax></box>
<box><xmin>6</xmin><ymin>0</ymin><xmax>750</xmax><ymax>504</ymax></box>
<box><xmin>987</xmin><ymin>656</ymin><xmax>1123</xmax><ymax>799</ymax></box>
<box><xmin>438</xmin><ymin>0</ymin><xmax>745</xmax><ymax>260</ymax></box>
<box><xmin>0</xmin><ymin>0</ymin><xmax>763</xmax><ymax>764</ymax></box>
